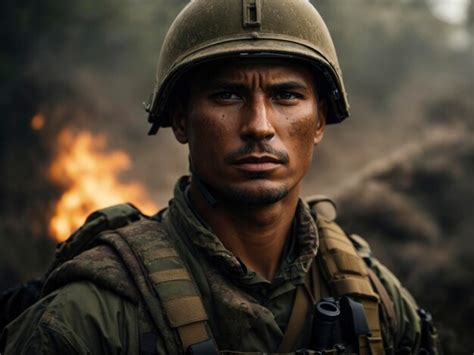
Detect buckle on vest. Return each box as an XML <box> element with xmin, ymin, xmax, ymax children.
<box><xmin>187</xmin><ymin>339</ymin><xmax>218</xmax><ymax>355</ymax></box>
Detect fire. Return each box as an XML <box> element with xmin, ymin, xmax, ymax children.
<box><xmin>49</xmin><ymin>129</ymin><xmax>158</xmax><ymax>242</ymax></box>
<box><xmin>31</xmin><ymin>113</ymin><xmax>46</xmax><ymax>130</ymax></box>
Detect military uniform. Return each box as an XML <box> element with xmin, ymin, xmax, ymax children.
<box><xmin>2</xmin><ymin>177</ymin><xmax>428</xmax><ymax>354</ymax></box>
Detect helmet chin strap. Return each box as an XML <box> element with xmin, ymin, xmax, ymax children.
<box><xmin>188</xmin><ymin>156</ymin><xmax>220</xmax><ymax>207</ymax></box>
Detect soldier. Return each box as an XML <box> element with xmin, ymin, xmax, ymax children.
<box><xmin>1</xmin><ymin>1</ymin><xmax>440</xmax><ymax>354</ymax></box>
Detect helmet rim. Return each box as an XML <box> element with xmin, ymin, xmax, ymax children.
<box><xmin>147</xmin><ymin>37</ymin><xmax>349</xmax><ymax>135</ymax></box>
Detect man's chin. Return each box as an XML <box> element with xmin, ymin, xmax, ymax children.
<box><xmin>219</xmin><ymin>184</ymin><xmax>289</xmax><ymax>206</ymax></box>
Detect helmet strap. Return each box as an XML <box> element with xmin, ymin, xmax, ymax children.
<box><xmin>188</xmin><ymin>156</ymin><xmax>219</xmax><ymax>207</ymax></box>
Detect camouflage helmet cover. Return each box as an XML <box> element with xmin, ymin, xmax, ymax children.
<box><xmin>145</xmin><ymin>0</ymin><xmax>350</xmax><ymax>135</ymax></box>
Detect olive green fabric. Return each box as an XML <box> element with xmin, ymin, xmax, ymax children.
<box><xmin>2</xmin><ymin>282</ymin><xmax>139</xmax><ymax>354</ymax></box>
<box><xmin>2</xmin><ymin>176</ymin><xmax>424</xmax><ymax>354</ymax></box>
<box><xmin>167</xmin><ymin>177</ymin><xmax>319</xmax><ymax>352</ymax></box>
<box><xmin>370</xmin><ymin>259</ymin><xmax>422</xmax><ymax>350</ymax></box>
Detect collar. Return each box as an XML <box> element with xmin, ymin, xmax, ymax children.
<box><xmin>168</xmin><ymin>176</ymin><xmax>319</xmax><ymax>286</ymax></box>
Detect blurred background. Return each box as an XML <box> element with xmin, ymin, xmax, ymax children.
<box><xmin>1</xmin><ymin>0</ymin><xmax>472</xmax><ymax>352</ymax></box>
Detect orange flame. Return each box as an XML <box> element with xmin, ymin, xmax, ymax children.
<box><xmin>49</xmin><ymin>129</ymin><xmax>158</xmax><ymax>242</ymax></box>
<box><xmin>31</xmin><ymin>113</ymin><xmax>46</xmax><ymax>130</ymax></box>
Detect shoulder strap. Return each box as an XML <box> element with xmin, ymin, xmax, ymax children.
<box><xmin>316</xmin><ymin>218</ymin><xmax>384</xmax><ymax>355</ymax></box>
<box><xmin>100</xmin><ymin>219</ymin><xmax>217</xmax><ymax>355</ymax></box>
<box><xmin>349</xmin><ymin>234</ymin><xmax>397</xmax><ymax>340</ymax></box>
<box><xmin>30</xmin><ymin>203</ymin><xmax>217</xmax><ymax>354</ymax></box>
<box><xmin>277</xmin><ymin>280</ymin><xmax>312</xmax><ymax>351</ymax></box>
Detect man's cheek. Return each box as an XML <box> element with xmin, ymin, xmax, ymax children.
<box><xmin>287</xmin><ymin>117</ymin><xmax>318</xmax><ymax>141</ymax></box>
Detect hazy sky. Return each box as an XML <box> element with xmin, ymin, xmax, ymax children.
<box><xmin>428</xmin><ymin>0</ymin><xmax>471</xmax><ymax>24</ymax></box>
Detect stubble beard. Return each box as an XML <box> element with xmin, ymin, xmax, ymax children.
<box><xmin>219</xmin><ymin>143</ymin><xmax>291</xmax><ymax>205</ymax></box>
<box><xmin>224</xmin><ymin>186</ymin><xmax>289</xmax><ymax>206</ymax></box>
<box><xmin>217</xmin><ymin>173</ymin><xmax>290</xmax><ymax>206</ymax></box>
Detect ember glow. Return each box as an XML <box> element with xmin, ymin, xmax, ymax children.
<box><xmin>31</xmin><ymin>113</ymin><xmax>46</xmax><ymax>130</ymax></box>
<box><xmin>49</xmin><ymin>129</ymin><xmax>158</xmax><ymax>242</ymax></box>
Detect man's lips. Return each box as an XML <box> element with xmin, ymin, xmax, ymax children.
<box><xmin>231</xmin><ymin>155</ymin><xmax>283</xmax><ymax>172</ymax></box>
<box><xmin>234</xmin><ymin>155</ymin><xmax>283</xmax><ymax>164</ymax></box>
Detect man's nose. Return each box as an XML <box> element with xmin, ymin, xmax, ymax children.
<box><xmin>240</xmin><ymin>96</ymin><xmax>275</xmax><ymax>142</ymax></box>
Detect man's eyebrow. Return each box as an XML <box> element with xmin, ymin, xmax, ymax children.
<box><xmin>202</xmin><ymin>80</ymin><xmax>308</xmax><ymax>91</ymax></box>
<box><xmin>268</xmin><ymin>81</ymin><xmax>308</xmax><ymax>91</ymax></box>
<box><xmin>202</xmin><ymin>80</ymin><xmax>247</xmax><ymax>91</ymax></box>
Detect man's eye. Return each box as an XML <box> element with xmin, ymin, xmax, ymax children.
<box><xmin>212</xmin><ymin>92</ymin><xmax>240</xmax><ymax>101</ymax></box>
<box><xmin>275</xmin><ymin>92</ymin><xmax>300</xmax><ymax>101</ymax></box>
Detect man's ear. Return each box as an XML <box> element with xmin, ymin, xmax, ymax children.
<box><xmin>171</xmin><ymin>105</ymin><xmax>188</xmax><ymax>144</ymax></box>
<box><xmin>314</xmin><ymin>99</ymin><xmax>327</xmax><ymax>145</ymax></box>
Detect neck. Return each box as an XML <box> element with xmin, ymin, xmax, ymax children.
<box><xmin>189</xmin><ymin>181</ymin><xmax>300</xmax><ymax>281</ymax></box>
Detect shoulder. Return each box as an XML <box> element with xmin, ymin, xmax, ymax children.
<box><xmin>43</xmin><ymin>204</ymin><xmax>169</xmax><ymax>303</ymax></box>
<box><xmin>342</xmin><ymin>227</ymin><xmax>423</xmax><ymax>350</ymax></box>
<box><xmin>306</xmin><ymin>196</ymin><xmax>422</xmax><ymax>350</ymax></box>
<box><xmin>2</xmin><ymin>281</ymin><xmax>139</xmax><ymax>354</ymax></box>
<box><xmin>43</xmin><ymin>243</ymin><xmax>140</xmax><ymax>303</ymax></box>
<box><xmin>2</xmin><ymin>205</ymin><xmax>174</xmax><ymax>354</ymax></box>
<box><xmin>366</xmin><ymin>255</ymin><xmax>422</xmax><ymax>348</ymax></box>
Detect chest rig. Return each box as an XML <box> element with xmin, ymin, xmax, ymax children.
<box><xmin>42</xmin><ymin>199</ymin><xmax>397</xmax><ymax>355</ymax></box>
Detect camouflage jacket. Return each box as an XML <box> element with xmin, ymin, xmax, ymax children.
<box><xmin>1</xmin><ymin>177</ymin><xmax>429</xmax><ymax>354</ymax></box>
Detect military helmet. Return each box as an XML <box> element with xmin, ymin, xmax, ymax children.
<box><xmin>145</xmin><ymin>0</ymin><xmax>350</xmax><ymax>135</ymax></box>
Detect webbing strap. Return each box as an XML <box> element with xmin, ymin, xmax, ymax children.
<box><xmin>137</xmin><ymin>238</ymin><xmax>211</xmax><ymax>350</ymax></box>
<box><xmin>331</xmin><ymin>276</ymin><xmax>376</xmax><ymax>296</ymax></box>
<box><xmin>140</xmin><ymin>331</ymin><xmax>159</xmax><ymax>355</ymax></box>
<box><xmin>278</xmin><ymin>256</ymin><xmax>325</xmax><ymax>352</ymax></box>
<box><xmin>178</xmin><ymin>322</ymin><xmax>210</xmax><ymax>350</ymax></box>
<box><xmin>142</xmin><ymin>247</ymin><xmax>178</xmax><ymax>259</ymax></box>
<box><xmin>102</xmin><ymin>221</ymin><xmax>215</xmax><ymax>353</ymax></box>
<box><xmin>361</xmin><ymin>299</ymin><xmax>384</xmax><ymax>355</ymax></box>
<box><xmin>367</xmin><ymin>267</ymin><xmax>397</xmax><ymax>336</ymax></box>
<box><xmin>316</xmin><ymin>218</ymin><xmax>383</xmax><ymax>355</ymax></box>
<box><xmin>277</xmin><ymin>285</ymin><xmax>311</xmax><ymax>352</ymax></box>
<box><xmin>164</xmin><ymin>296</ymin><xmax>208</xmax><ymax>327</ymax></box>
<box><xmin>150</xmin><ymin>268</ymin><xmax>191</xmax><ymax>283</ymax></box>
<box><xmin>100</xmin><ymin>232</ymin><xmax>176</xmax><ymax>354</ymax></box>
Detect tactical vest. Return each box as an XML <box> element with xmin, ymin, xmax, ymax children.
<box><xmin>40</xmin><ymin>201</ymin><xmax>398</xmax><ymax>355</ymax></box>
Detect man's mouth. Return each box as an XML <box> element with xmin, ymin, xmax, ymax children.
<box><xmin>231</xmin><ymin>155</ymin><xmax>283</xmax><ymax>172</ymax></box>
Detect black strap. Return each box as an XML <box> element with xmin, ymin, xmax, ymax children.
<box><xmin>140</xmin><ymin>332</ymin><xmax>159</xmax><ymax>355</ymax></box>
<box><xmin>187</xmin><ymin>339</ymin><xmax>219</xmax><ymax>355</ymax></box>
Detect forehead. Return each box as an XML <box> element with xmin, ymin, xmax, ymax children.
<box><xmin>191</xmin><ymin>58</ymin><xmax>315</xmax><ymax>84</ymax></box>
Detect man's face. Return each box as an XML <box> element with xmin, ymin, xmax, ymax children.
<box><xmin>172</xmin><ymin>59</ymin><xmax>326</xmax><ymax>205</ymax></box>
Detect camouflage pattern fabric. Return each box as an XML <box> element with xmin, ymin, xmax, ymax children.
<box><xmin>1</xmin><ymin>176</ymin><xmax>426</xmax><ymax>354</ymax></box>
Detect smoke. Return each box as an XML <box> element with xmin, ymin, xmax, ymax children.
<box><xmin>1</xmin><ymin>0</ymin><xmax>473</xmax><ymax>351</ymax></box>
<box><xmin>335</xmin><ymin>124</ymin><xmax>474</xmax><ymax>352</ymax></box>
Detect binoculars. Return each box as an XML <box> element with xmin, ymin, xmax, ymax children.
<box><xmin>298</xmin><ymin>296</ymin><xmax>371</xmax><ymax>354</ymax></box>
